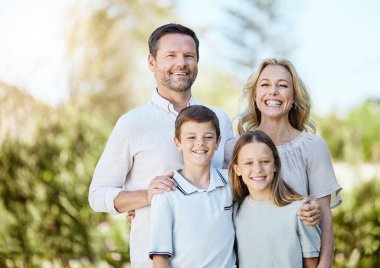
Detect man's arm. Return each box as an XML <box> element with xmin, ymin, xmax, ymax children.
<box><xmin>115</xmin><ymin>173</ymin><xmax>176</xmax><ymax>212</ymax></box>
<box><xmin>89</xmin><ymin>115</ymin><xmax>176</xmax><ymax>214</ymax></box>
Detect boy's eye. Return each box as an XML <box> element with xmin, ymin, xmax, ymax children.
<box><xmin>187</xmin><ymin>136</ymin><xmax>195</xmax><ymax>140</ymax></box>
<box><xmin>205</xmin><ymin>136</ymin><xmax>214</xmax><ymax>139</ymax></box>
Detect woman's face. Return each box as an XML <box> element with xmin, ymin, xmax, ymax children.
<box><xmin>255</xmin><ymin>64</ymin><xmax>295</xmax><ymax>121</ymax></box>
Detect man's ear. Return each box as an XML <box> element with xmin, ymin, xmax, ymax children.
<box><xmin>174</xmin><ymin>136</ymin><xmax>182</xmax><ymax>151</ymax></box>
<box><xmin>233</xmin><ymin>164</ymin><xmax>242</xmax><ymax>176</ymax></box>
<box><xmin>148</xmin><ymin>54</ymin><xmax>155</xmax><ymax>71</ymax></box>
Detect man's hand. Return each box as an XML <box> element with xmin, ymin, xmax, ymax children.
<box><xmin>126</xmin><ymin>210</ymin><xmax>135</xmax><ymax>227</ymax></box>
<box><xmin>126</xmin><ymin>172</ymin><xmax>176</xmax><ymax>225</ymax></box>
<box><xmin>147</xmin><ymin>171</ymin><xmax>176</xmax><ymax>203</ymax></box>
<box><xmin>298</xmin><ymin>196</ymin><xmax>321</xmax><ymax>226</ymax></box>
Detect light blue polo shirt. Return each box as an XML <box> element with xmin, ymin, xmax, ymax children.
<box><xmin>149</xmin><ymin>168</ymin><xmax>236</xmax><ymax>268</ymax></box>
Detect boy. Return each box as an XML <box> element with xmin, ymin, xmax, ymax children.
<box><xmin>149</xmin><ymin>105</ymin><xmax>236</xmax><ymax>268</ymax></box>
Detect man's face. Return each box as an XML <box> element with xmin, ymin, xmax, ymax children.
<box><xmin>148</xmin><ymin>33</ymin><xmax>198</xmax><ymax>94</ymax></box>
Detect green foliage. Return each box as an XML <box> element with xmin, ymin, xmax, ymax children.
<box><xmin>67</xmin><ymin>0</ymin><xmax>175</xmax><ymax>121</ymax></box>
<box><xmin>0</xmin><ymin>106</ymin><xmax>129</xmax><ymax>267</ymax></box>
<box><xmin>333</xmin><ymin>179</ymin><xmax>380</xmax><ymax>267</ymax></box>
<box><xmin>317</xmin><ymin>99</ymin><xmax>380</xmax><ymax>162</ymax></box>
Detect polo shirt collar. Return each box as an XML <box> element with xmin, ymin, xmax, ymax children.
<box><xmin>151</xmin><ymin>89</ymin><xmax>201</xmax><ymax>116</ymax></box>
<box><xmin>173</xmin><ymin>168</ymin><xmax>228</xmax><ymax>195</ymax></box>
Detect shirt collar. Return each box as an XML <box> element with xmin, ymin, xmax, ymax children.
<box><xmin>173</xmin><ymin>168</ymin><xmax>228</xmax><ymax>195</ymax></box>
<box><xmin>150</xmin><ymin>89</ymin><xmax>201</xmax><ymax>116</ymax></box>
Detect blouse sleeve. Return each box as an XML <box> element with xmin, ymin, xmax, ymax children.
<box><xmin>306</xmin><ymin>135</ymin><xmax>342</xmax><ymax>208</ymax></box>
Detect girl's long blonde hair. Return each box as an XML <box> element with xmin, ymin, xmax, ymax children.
<box><xmin>237</xmin><ymin>58</ymin><xmax>316</xmax><ymax>135</ymax></box>
<box><xmin>229</xmin><ymin>130</ymin><xmax>302</xmax><ymax>206</ymax></box>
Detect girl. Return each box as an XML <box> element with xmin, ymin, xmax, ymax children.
<box><xmin>230</xmin><ymin>130</ymin><xmax>321</xmax><ymax>268</ymax></box>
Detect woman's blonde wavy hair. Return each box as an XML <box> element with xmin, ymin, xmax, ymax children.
<box><xmin>237</xmin><ymin>58</ymin><xmax>316</xmax><ymax>135</ymax></box>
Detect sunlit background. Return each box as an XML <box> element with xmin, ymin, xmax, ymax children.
<box><xmin>1</xmin><ymin>0</ymin><xmax>379</xmax><ymax>267</ymax></box>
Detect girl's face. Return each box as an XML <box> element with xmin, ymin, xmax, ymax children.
<box><xmin>233</xmin><ymin>141</ymin><xmax>276</xmax><ymax>200</ymax></box>
<box><xmin>255</xmin><ymin>64</ymin><xmax>294</xmax><ymax>121</ymax></box>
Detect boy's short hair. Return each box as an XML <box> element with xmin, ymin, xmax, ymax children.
<box><xmin>175</xmin><ymin>105</ymin><xmax>220</xmax><ymax>140</ymax></box>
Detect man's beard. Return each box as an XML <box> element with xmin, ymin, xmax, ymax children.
<box><xmin>158</xmin><ymin>68</ymin><xmax>198</xmax><ymax>92</ymax></box>
<box><xmin>163</xmin><ymin>77</ymin><xmax>195</xmax><ymax>92</ymax></box>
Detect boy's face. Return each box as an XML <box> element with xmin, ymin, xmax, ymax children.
<box><xmin>174</xmin><ymin>121</ymin><xmax>220</xmax><ymax>167</ymax></box>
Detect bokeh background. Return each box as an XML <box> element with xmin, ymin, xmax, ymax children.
<box><xmin>1</xmin><ymin>0</ymin><xmax>379</xmax><ymax>267</ymax></box>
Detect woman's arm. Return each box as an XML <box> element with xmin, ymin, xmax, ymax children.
<box><xmin>153</xmin><ymin>255</ymin><xmax>169</xmax><ymax>268</ymax></box>
<box><xmin>304</xmin><ymin>257</ymin><xmax>319</xmax><ymax>268</ymax></box>
<box><xmin>317</xmin><ymin>196</ymin><xmax>334</xmax><ymax>268</ymax></box>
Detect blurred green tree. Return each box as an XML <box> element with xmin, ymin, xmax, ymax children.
<box><xmin>317</xmin><ymin>99</ymin><xmax>380</xmax><ymax>162</ymax></box>
<box><xmin>0</xmin><ymin>105</ymin><xmax>129</xmax><ymax>267</ymax></box>
<box><xmin>220</xmin><ymin>0</ymin><xmax>293</xmax><ymax>74</ymax></box>
<box><xmin>333</xmin><ymin>178</ymin><xmax>380</xmax><ymax>267</ymax></box>
<box><xmin>66</xmin><ymin>0</ymin><xmax>175</xmax><ymax>122</ymax></box>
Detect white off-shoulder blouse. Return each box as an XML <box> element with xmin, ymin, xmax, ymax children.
<box><xmin>224</xmin><ymin>131</ymin><xmax>342</xmax><ymax>208</ymax></box>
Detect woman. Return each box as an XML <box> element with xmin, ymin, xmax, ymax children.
<box><xmin>225</xmin><ymin>58</ymin><xmax>342</xmax><ymax>268</ymax></box>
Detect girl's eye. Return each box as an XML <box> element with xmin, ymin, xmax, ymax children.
<box><xmin>244</xmin><ymin>162</ymin><xmax>253</xmax><ymax>166</ymax></box>
<box><xmin>279</xmin><ymin>84</ymin><xmax>288</xmax><ymax>88</ymax></box>
<box><xmin>261</xmin><ymin>83</ymin><xmax>269</xmax><ymax>87</ymax></box>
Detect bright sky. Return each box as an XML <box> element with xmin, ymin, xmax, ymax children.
<box><xmin>1</xmin><ymin>0</ymin><xmax>379</xmax><ymax>115</ymax></box>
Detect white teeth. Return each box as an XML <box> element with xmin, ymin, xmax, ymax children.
<box><xmin>265</xmin><ymin>100</ymin><xmax>282</xmax><ymax>106</ymax></box>
<box><xmin>192</xmin><ymin>150</ymin><xmax>207</xmax><ymax>154</ymax></box>
<box><xmin>251</xmin><ymin>176</ymin><xmax>265</xmax><ymax>181</ymax></box>
<box><xmin>173</xmin><ymin>72</ymin><xmax>188</xmax><ymax>76</ymax></box>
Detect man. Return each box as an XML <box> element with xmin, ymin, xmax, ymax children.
<box><xmin>88</xmin><ymin>23</ymin><xmax>233</xmax><ymax>267</ymax></box>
